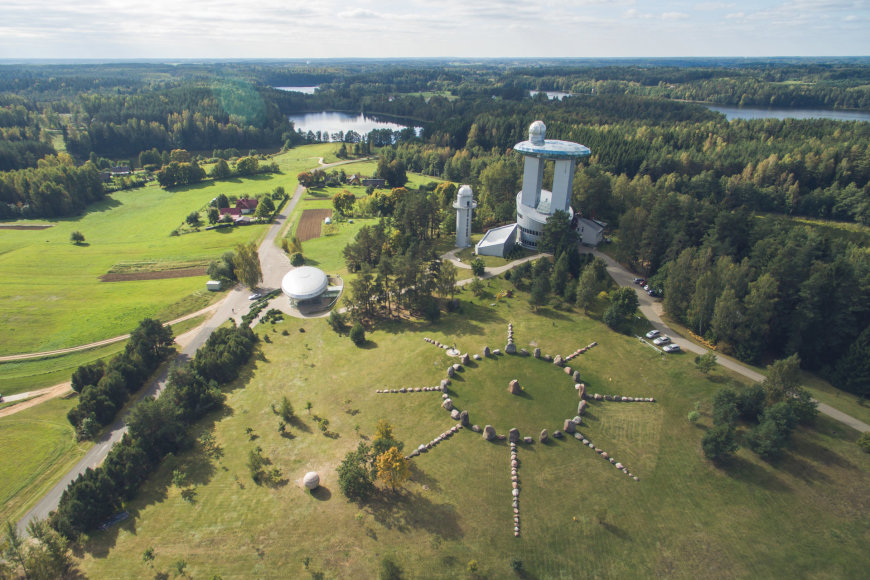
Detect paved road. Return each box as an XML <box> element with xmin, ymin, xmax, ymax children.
<box><xmin>581</xmin><ymin>247</ymin><xmax>870</xmax><ymax>434</ymax></box>
<box><xmin>16</xmin><ymin>185</ymin><xmax>302</xmax><ymax>534</ymax></box>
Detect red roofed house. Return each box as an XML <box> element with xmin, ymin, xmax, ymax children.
<box><xmin>219</xmin><ymin>198</ymin><xmax>259</xmax><ymax>222</ymax></box>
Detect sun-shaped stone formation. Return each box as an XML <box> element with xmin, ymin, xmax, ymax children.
<box><xmin>377</xmin><ymin>324</ymin><xmax>656</xmax><ymax>537</ymax></box>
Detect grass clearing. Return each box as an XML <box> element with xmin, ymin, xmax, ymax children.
<box><xmin>0</xmin><ymin>397</ymin><xmax>90</xmax><ymax>524</ymax></box>
<box><xmin>75</xmin><ymin>279</ymin><xmax>869</xmax><ymax>579</ymax></box>
<box><xmin>0</xmin><ymin>144</ymin><xmax>344</xmax><ymax>356</ymax></box>
<box><xmin>0</xmin><ymin>342</ymin><xmax>127</xmax><ymax>397</ymax></box>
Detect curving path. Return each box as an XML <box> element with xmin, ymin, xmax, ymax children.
<box><xmin>579</xmin><ymin>247</ymin><xmax>869</xmax><ymax>434</ymax></box>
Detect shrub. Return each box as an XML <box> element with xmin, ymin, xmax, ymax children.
<box><xmin>687</xmin><ymin>410</ymin><xmax>701</xmax><ymax>423</ymax></box>
<box><xmin>290</xmin><ymin>252</ymin><xmax>305</xmax><ymax>267</ymax></box>
<box><xmin>858</xmin><ymin>432</ymin><xmax>870</xmax><ymax>453</ymax></box>
<box><xmin>470</xmin><ymin>258</ymin><xmax>485</xmax><ymax>276</ymax></box>
<box><xmin>701</xmin><ymin>424</ymin><xmax>738</xmax><ymax>462</ymax></box>
<box><xmin>70</xmin><ymin>231</ymin><xmax>85</xmax><ymax>245</ymax></box>
<box><xmin>350</xmin><ymin>322</ymin><xmax>366</xmax><ymax>346</ymax></box>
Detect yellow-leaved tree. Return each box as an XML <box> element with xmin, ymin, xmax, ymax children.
<box><xmin>375</xmin><ymin>446</ymin><xmax>410</xmax><ymax>491</ymax></box>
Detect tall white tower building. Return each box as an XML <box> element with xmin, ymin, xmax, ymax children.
<box><xmin>514</xmin><ymin>121</ymin><xmax>590</xmax><ymax>249</ymax></box>
<box><xmin>453</xmin><ymin>184</ymin><xmax>477</xmax><ymax>248</ymax></box>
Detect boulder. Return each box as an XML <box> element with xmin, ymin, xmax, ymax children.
<box><xmin>553</xmin><ymin>431</ymin><xmax>563</xmax><ymax>439</ymax></box>
<box><xmin>303</xmin><ymin>471</ymin><xmax>320</xmax><ymax>490</ymax></box>
<box><xmin>460</xmin><ymin>353</ymin><xmax>471</xmax><ymax>365</ymax></box>
<box><xmin>509</xmin><ymin>428</ymin><xmax>520</xmax><ymax>443</ymax></box>
<box><xmin>494</xmin><ymin>349</ymin><xmax>502</xmax><ymax>355</ymax></box>
<box><xmin>563</xmin><ymin>419</ymin><xmax>576</xmax><ymax>434</ymax></box>
<box><xmin>508</xmin><ymin>379</ymin><xmax>522</xmax><ymax>395</ymax></box>
<box><xmin>459</xmin><ymin>410</ymin><xmax>469</xmax><ymax>426</ymax></box>
<box><xmin>594</xmin><ymin>393</ymin><xmax>602</xmax><ymax>401</ymax></box>
<box><xmin>574</xmin><ymin>432</ymin><xmax>583</xmax><ymax>440</ymax></box>
<box><xmin>572</xmin><ymin>416</ymin><xmax>583</xmax><ymax>425</ymax></box>
<box><xmin>483</xmin><ymin>346</ymin><xmax>491</xmax><ymax>357</ymax></box>
<box><xmin>573</xmin><ymin>371</ymin><xmax>581</xmax><ymax>382</ymax></box>
<box><xmin>540</xmin><ymin>429</ymin><xmax>549</xmax><ymax>443</ymax></box>
<box><xmin>442</xmin><ymin>399</ymin><xmax>454</xmax><ymax>411</ymax></box>
<box><xmin>453</xmin><ymin>363</ymin><xmax>462</xmax><ymax>372</ymax></box>
<box><xmin>615</xmin><ymin>463</ymin><xmax>624</xmax><ymax>470</ymax></box>
<box><xmin>482</xmin><ymin>425</ymin><xmax>496</xmax><ymax>441</ymax></box>
<box><xmin>450</xmin><ymin>409</ymin><xmax>461</xmax><ymax>420</ymax></box>
<box><xmin>534</xmin><ymin>348</ymin><xmax>541</xmax><ymax>358</ymax></box>
<box><xmin>497</xmin><ymin>434</ymin><xmax>507</xmax><ymax>441</ymax></box>
<box><xmin>523</xmin><ymin>436</ymin><xmax>533</xmax><ymax>444</ymax></box>
<box><xmin>577</xmin><ymin>384</ymin><xmax>586</xmax><ymax>399</ymax></box>
<box><xmin>564</xmin><ymin>366</ymin><xmax>573</xmax><ymax>375</ymax></box>
<box><xmin>471</xmin><ymin>424</ymin><xmax>481</xmax><ymax>432</ymax></box>
<box><xmin>553</xmin><ymin>355</ymin><xmax>564</xmax><ymax>366</ymax></box>
<box><xmin>505</xmin><ymin>343</ymin><xmax>517</xmax><ymax>354</ymax></box>
<box><xmin>544</xmin><ymin>354</ymin><xmax>553</xmax><ymax>361</ymax></box>
<box><xmin>520</xmin><ymin>348</ymin><xmax>529</xmax><ymax>356</ymax></box>
<box><xmin>578</xmin><ymin>400</ymin><xmax>588</xmax><ymax>415</ymax></box>
<box><xmin>446</xmin><ymin>366</ymin><xmax>455</xmax><ymax>378</ymax></box>
<box><xmin>473</xmin><ymin>354</ymin><xmax>482</xmax><ymax>360</ymax></box>
<box><xmin>442</xmin><ymin>393</ymin><xmax>449</xmax><ymax>399</ymax></box>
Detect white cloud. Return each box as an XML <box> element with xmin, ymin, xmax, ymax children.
<box><xmin>662</xmin><ymin>12</ymin><xmax>690</xmax><ymax>19</ymax></box>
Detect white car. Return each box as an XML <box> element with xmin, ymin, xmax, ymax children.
<box><xmin>653</xmin><ymin>336</ymin><xmax>671</xmax><ymax>346</ymax></box>
<box><xmin>645</xmin><ymin>330</ymin><xmax>660</xmax><ymax>339</ymax></box>
<box><xmin>248</xmin><ymin>291</ymin><xmax>264</xmax><ymax>300</ymax></box>
<box><xmin>663</xmin><ymin>344</ymin><xmax>681</xmax><ymax>353</ymax></box>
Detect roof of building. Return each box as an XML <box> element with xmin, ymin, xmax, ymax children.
<box><xmin>236</xmin><ymin>198</ymin><xmax>258</xmax><ymax>210</ymax></box>
<box><xmin>514</xmin><ymin>120</ymin><xmax>591</xmax><ymax>159</ymax></box>
<box><xmin>476</xmin><ymin>223</ymin><xmax>517</xmax><ymax>249</ymax></box>
<box><xmin>516</xmin><ymin>190</ymin><xmax>574</xmax><ymax>222</ymax></box>
<box><xmin>282</xmin><ymin>266</ymin><xmax>329</xmax><ymax>301</ymax></box>
<box><xmin>576</xmin><ymin>217</ymin><xmax>605</xmax><ymax>232</ymax></box>
<box><xmin>514</xmin><ymin>139</ymin><xmax>591</xmax><ymax>159</ymax></box>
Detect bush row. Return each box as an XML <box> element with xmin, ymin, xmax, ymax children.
<box><xmin>51</xmin><ymin>324</ymin><xmax>257</xmax><ymax>539</ymax></box>
<box><xmin>67</xmin><ymin>319</ymin><xmax>175</xmax><ymax>439</ymax></box>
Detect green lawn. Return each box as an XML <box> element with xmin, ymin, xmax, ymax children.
<box><xmin>0</xmin><ymin>397</ymin><xmax>91</xmax><ymax>525</ymax></box>
<box><xmin>0</xmin><ymin>144</ymin><xmax>344</xmax><ymax>356</ymax></box>
<box><xmin>75</xmin><ymin>279</ymin><xmax>869</xmax><ymax>579</ymax></box>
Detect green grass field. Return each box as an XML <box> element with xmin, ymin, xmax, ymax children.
<box><xmin>0</xmin><ymin>144</ymin><xmax>345</xmax><ymax>357</ymax></box>
<box><xmin>0</xmin><ymin>397</ymin><xmax>90</xmax><ymax>525</ymax></box>
<box><xmin>75</xmin><ymin>279</ymin><xmax>869</xmax><ymax>579</ymax></box>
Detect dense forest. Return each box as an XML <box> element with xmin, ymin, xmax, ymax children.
<box><xmin>0</xmin><ymin>59</ymin><xmax>867</xmax><ymax>392</ymax></box>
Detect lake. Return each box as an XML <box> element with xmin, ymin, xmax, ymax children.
<box><xmin>274</xmin><ymin>86</ymin><xmax>318</xmax><ymax>95</ymax></box>
<box><xmin>287</xmin><ymin>111</ymin><xmax>421</xmax><ymax>137</ymax></box>
<box><xmin>707</xmin><ymin>105</ymin><xmax>870</xmax><ymax>123</ymax></box>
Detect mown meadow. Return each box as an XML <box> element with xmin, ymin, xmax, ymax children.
<box><xmin>75</xmin><ymin>278</ymin><xmax>869</xmax><ymax>579</ymax></box>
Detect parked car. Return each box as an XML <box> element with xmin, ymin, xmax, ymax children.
<box><xmin>645</xmin><ymin>330</ymin><xmax>660</xmax><ymax>339</ymax></box>
<box><xmin>653</xmin><ymin>336</ymin><xmax>671</xmax><ymax>346</ymax></box>
<box><xmin>634</xmin><ymin>278</ymin><xmax>645</xmax><ymax>285</ymax></box>
<box><xmin>648</xmin><ymin>289</ymin><xmax>660</xmax><ymax>297</ymax></box>
<box><xmin>248</xmin><ymin>291</ymin><xmax>264</xmax><ymax>300</ymax></box>
<box><xmin>663</xmin><ymin>344</ymin><xmax>681</xmax><ymax>353</ymax></box>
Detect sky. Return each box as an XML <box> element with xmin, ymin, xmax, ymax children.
<box><xmin>1</xmin><ymin>0</ymin><xmax>869</xmax><ymax>60</ymax></box>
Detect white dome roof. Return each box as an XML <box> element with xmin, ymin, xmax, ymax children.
<box><xmin>457</xmin><ymin>184</ymin><xmax>473</xmax><ymax>199</ymax></box>
<box><xmin>529</xmin><ymin>120</ymin><xmax>546</xmax><ymax>145</ymax></box>
<box><xmin>282</xmin><ymin>266</ymin><xmax>328</xmax><ymax>300</ymax></box>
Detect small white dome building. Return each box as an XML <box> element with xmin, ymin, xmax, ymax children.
<box><xmin>281</xmin><ymin>266</ymin><xmax>329</xmax><ymax>307</ymax></box>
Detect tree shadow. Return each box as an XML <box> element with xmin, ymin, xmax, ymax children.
<box><xmin>533</xmin><ymin>307</ymin><xmax>572</xmax><ymax>321</ymax></box>
<box><xmin>408</xmin><ymin>462</ymin><xmax>443</xmax><ymax>493</ymax></box>
<box><xmin>723</xmin><ymin>455</ymin><xmax>790</xmax><ymax>492</ymax></box>
<box><xmin>360</xmin><ymin>340</ymin><xmax>378</xmax><ymax>350</ymax></box>
<box><xmin>365</xmin><ymin>489</ymin><xmax>463</xmax><ymax>540</ymax></box>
